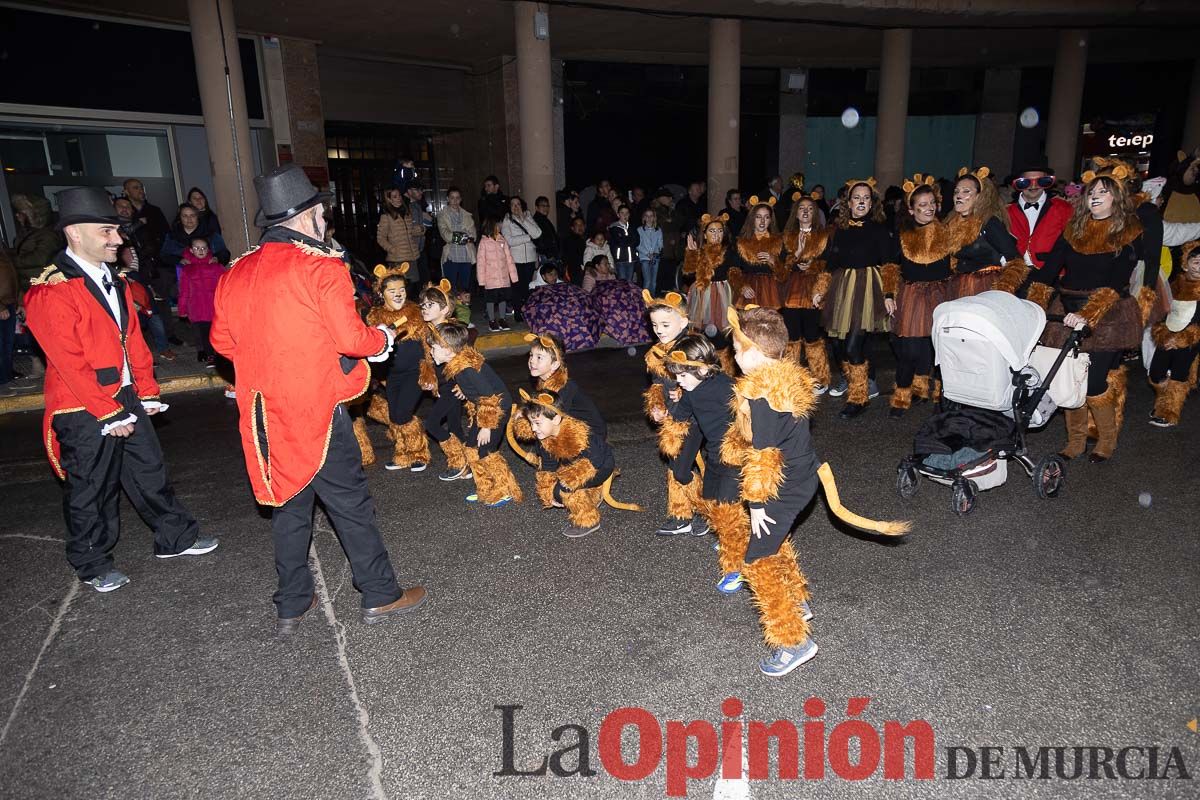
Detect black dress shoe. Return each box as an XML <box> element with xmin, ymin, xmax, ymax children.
<box><xmin>839</xmin><ymin>402</ymin><xmax>867</xmax><ymax>420</ymax></box>
<box><xmin>1088</xmin><ymin>452</ymin><xmax>1109</xmax><ymax>464</ymax></box>
<box><xmin>275</xmin><ymin>593</ymin><xmax>318</xmax><ymax>636</ymax></box>
<box><xmin>888</xmin><ymin>406</ymin><xmax>905</xmax><ymax>419</ymax></box>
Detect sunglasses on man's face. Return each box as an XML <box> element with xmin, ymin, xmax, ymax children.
<box><xmin>1012</xmin><ymin>176</ymin><xmax>1055</xmax><ymax>190</ymax></box>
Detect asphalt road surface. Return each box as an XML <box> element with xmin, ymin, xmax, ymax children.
<box><xmin>1</xmin><ymin>346</ymin><xmax>1197</xmax><ymax>799</ymax></box>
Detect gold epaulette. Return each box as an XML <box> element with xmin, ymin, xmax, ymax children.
<box><xmin>30</xmin><ymin>264</ymin><xmax>66</xmax><ymax>286</ymax></box>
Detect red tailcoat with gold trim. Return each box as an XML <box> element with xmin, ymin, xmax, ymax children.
<box><xmin>210</xmin><ymin>235</ymin><xmax>388</xmax><ymax>506</ymax></box>
<box><xmin>24</xmin><ymin>252</ymin><xmax>161</xmax><ymax>479</ymax></box>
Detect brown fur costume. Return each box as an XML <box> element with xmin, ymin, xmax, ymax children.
<box><xmin>742</xmin><ymin>539</ymin><xmax>811</xmax><ymax>648</ymax></box>
<box><xmin>1064</xmin><ymin>216</ymin><xmax>1143</xmax><ymax>256</ymax></box>
<box><xmin>1086</xmin><ymin>371</ymin><xmax>1123</xmax><ymax>460</ymax></box>
<box><xmin>804</xmin><ymin>341</ymin><xmax>832</xmax><ymax>387</ymax></box>
<box><xmin>683</xmin><ymin>243</ymin><xmax>728</xmax><ymax>291</ymax></box>
<box><xmin>528</xmin><ymin>416</ymin><xmax>606</xmax><ymax>528</ymax></box>
<box><xmin>992</xmin><ymin>263</ymin><xmax>1031</xmax><ymax>295</ymax></box>
<box><xmin>704</xmin><ymin>499</ymin><xmax>750</xmax><ymax>576</ymax></box>
<box><xmin>737</xmin><ymin>232</ymin><xmax>788</xmax><ymax>284</ymax></box>
<box><xmin>439</xmin><ymin>435</ymin><xmax>468</xmax><ymax>471</ymax></box>
<box><xmin>1151</xmin><ymin>380</ymin><xmax>1189</xmax><ymax>425</ymax></box>
<box><xmin>891</xmin><ymin>384</ymin><xmax>913</xmax><ymax>411</ymax></box>
<box><xmin>783</xmin><ymin>227</ymin><xmax>833</xmax><ymax>310</ymax></box>
<box><xmin>911</xmin><ymin>374</ymin><xmax>931</xmax><ymax>401</ymax></box>
<box><xmin>643</xmin><ymin>343</ymin><xmax>672</xmax><ymax>420</ymax></box>
<box><xmin>666</xmin><ymin>470</ymin><xmax>700</xmax><ymax>519</ymax></box>
<box><xmin>843</xmin><ymin>361</ymin><xmax>871</xmax><ymax>406</ymax></box>
<box><xmin>466</xmin><ymin>449</ymin><xmax>524</xmax><ymax>505</ymax></box>
<box><xmin>352</xmin><ymin>416</ymin><xmax>376</xmax><ymax>466</ymax></box>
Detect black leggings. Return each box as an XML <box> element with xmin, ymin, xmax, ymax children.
<box><xmin>779</xmin><ymin>308</ymin><xmax>823</xmax><ymax>343</ymax></box>
<box><xmin>1148</xmin><ymin>346</ymin><xmax>1199</xmax><ymax>383</ymax></box>
<box><xmin>832</xmin><ymin>330</ymin><xmax>877</xmax><ymax>373</ymax></box>
<box><xmin>891</xmin><ymin>335</ymin><xmax>934</xmax><ymax>389</ymax></box>
<box><xmin>423</xmin><ymin>387</ymin><xmax>464</xmax><ymax>443</ymax></box>
<box><xmin>385</xmin><ymin>369</ymin><xmax>422</xmax><ymax>425</ymax></box>
<box><xmin>1087</xmin><ymin>351</ymin><xmax>1123</xmax><ymax>396</ymax></box>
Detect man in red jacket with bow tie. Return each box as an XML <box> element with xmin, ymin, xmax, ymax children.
<box><xmin>1006</xmin><ymin>163</ymin><xmax>1072</xmax><ymax>272</ymax></box>
<box><xmin>211</xmin><ymin>164</ymin><xmax>427</xmax><ymax>635</ymax></box>
<box><xmin>24</xmin><ymin>188</ymin><xmax>215</xmax><ymax>594</ymax></box>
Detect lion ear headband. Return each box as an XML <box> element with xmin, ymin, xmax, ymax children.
<box><xmin>523</xmin><ymin>332</ymin><xmax>564</xmax><ymax>363</ymax></box>
<box><xmin>902</xmin><ymin>173</ymin><xmax>938</xmax><ymax>205</ymax></box>
<box><xmin>518</xmin><ymin>387</ymin><xmax>560</xmax><ymax>410</ymax></box>
<box><xmin>843</xmin><ymin>177</ymin><xmax>877</xmax><ymax>190</ymax></box>
<box><xmin>373</xmin><ymin>261</ymin><xmax>410</xmax><ymax>282</ymax></box>
<box><xmin>746</xmin><ymin>195</ymin><xmax>777</xmax><ymax>208</ymax></box>
<box><xmin>1081</xmin><ymin>163</ymin><xmax>1133</xmax><ymax>185</ymax></box>
<box><xmin>956</xmin><ymin>166</ymin><xmax>991</xmax><ymax>184</ymax></box>
<box><xmin>725</xmin><ymin>305</ymin><xmax>761</xmax><ymax>352</ymax></box>
<box><xmin>667</xmin><ymin>350</ymin><xmax>710</xmax><ymax>370</ymax></box>
<box><xmin>642</xmin><ymin>289</ymin><xmax>688</xmax><ymax>316</ymax></box>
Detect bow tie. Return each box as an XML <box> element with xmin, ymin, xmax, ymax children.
<box><xmin>846</xmin><ymin>219</ymin><xmax>864</xmax><ymax>227</ymax></box>
<box><xmin>1024</xmin><ymin>202</ymin><xmax>1039</xmax><ymax>211</ymax></box>
<box><xmin>102</xmin><ymin>274</ymin><xmax>114</xmax><ymax>294</ymax></box>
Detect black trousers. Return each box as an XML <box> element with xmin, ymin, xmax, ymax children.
<box><xmin>52</xmin><ymin>386</ymin><xmax>199</xmax><ymax>580</ymax></box>
<box><xmin>1087</xmin><ymin>351</ymin><xmax>1123</xmax><ymax>396</ymax></box>
<box><xmin>1148</xmin><ymin>345</ymin><xmax>1198</xmax><ymax>383</ymax></box>
<box><xmin>423</xmin><ymin>388</ymin><xmax>464</xmax><ymax>443</ymax></box>
<box><xmin>780</xmin><ymin>308</ymin><xmax>823</xmax><ymax>343</ymax></box>
<box><xmin>271</xmin><ymin>406</ymin><xmax>401</xmax><ymax>617</ymax></box>
<box><xmin>513</xmin><ymin>260</ymin><xmax>537</xmax><ymax>315</ymax></box>
<box><xmin>891</xmin><ymin>335</ymin><xmax>934</xmax><ymax>388</ymax></box>
<box><xmin>193</xmin><ymin>321</ymin><xmax>213</xmax><ymax>359</ymax></box>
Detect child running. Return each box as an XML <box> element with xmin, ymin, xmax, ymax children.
<box><xmin>723</xmin><ymin>306</ymin><xmax>910</xmax><ymax>675</ymax></box>
<box><xmin>429</xmin><ymin>321</ymin><xmax>522</xmax><ymax>507</ymax></box>
<box><xmin>660</xmin><ymin>334</ymin><xmax>746</xmax><ymax>593</ymax></box>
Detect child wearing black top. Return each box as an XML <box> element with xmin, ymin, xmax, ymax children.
<box><xmin>430</xmin><ymin>321</ymin><xmax>523</xmax><ymax>507</ymax></box>
<box><xmin>724</xmin><ymin>307</ymin><xmax>910</xmax><ymax>676</ymax></box>
<box><xmin>510</xmin><ymin>332</ymin><xmax>606</xmax><ymax>441</ymax></box>
<box><xmin>661</xmin><ymin>334</ymin><xmax>748</xmax><ymax>595</ymax></box>
<box><xmin>517</xmin><ymin>389</ymin><xmax>638</xmax><ymax>538</ymax></box>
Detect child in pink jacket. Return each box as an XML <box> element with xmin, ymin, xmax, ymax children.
<box><xmin>178</xmin><ymin>236</ymin><xmax>226</xmax><ymax>366</ymax></box>
<box><xmin>476</xmin><ymin>217</ymin><xmax>519</xmax><ymax>331</ymax></box>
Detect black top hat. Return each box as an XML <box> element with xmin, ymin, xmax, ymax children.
<box><xmin>253</xmin><ymin>163</ymin><xmax>332</xmax><ymax>228</ymax></box>
<box><xmin>54</xmin><ymin>187</ymin><xmax>121</xmax><ymax>229</ymax></box>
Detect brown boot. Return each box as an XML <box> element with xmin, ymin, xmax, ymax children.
<box><xmin>910</xmin><ymin>374</ymin><xmax>930</xmax><ymax>403</ymax></box>
<box><xmin>889</xmin><ymin>384</ymin><xmax>913</xmax><ymax>418</ymax></box>
<box><xmin>1150</xmin><ymin>380</ymin><xmax>1188</xmax><ymax>427</ymax></box>
<box><xmin>839</xmin><ymin>362</ymin><xmax>870</xmax><ymax>419</ymax></box>
<box><xmin>804</xmin><ymin>340</ymin><xmax>832</xmax><ymax>388</ymax></box>
<box><xmin>1059</xmin><ymin>406</ymin><xmax>1089</xmax><ymax>460</ymax></box>
<box><xmin>1087</xmin><ymin>389</ymin><xmax>1119</xmax><ymax>463</ymax></box>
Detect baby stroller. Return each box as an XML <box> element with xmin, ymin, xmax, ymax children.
<box><xmin>896</xmin><ymin>291</ymin><xmax>1088</xmax><ymax>516</ymax></box>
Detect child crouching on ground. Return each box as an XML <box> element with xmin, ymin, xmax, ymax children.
<box><xmin>661</xmin><ymin>334</ymin><xmax>746</xmax><ymax>593</ymax></box>
<box><xmin>429</xmin><ymin>321</ymin><xmax>522</xmax><ymax>507</ymax></box>
<box><xmin>723</xmin><ymin>306</ymin><xmax>909</xmax><ymax>676</ymax></box>
<box><xmin>519</xmin><ymin>389</ymin><xmax>635</xmax><ymax>538</ymax></box>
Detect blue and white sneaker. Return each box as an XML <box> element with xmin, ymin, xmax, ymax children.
<box><xmin>156</xmin><ymin>537</ymin><xmax>219</xmax><ymax>559</ymax></box>
<box><xmin>759</xmin><ymin>639</ymin><xmax>819</xmax><ymax>677</ymax></box>
<box><xmin>86</xmin><ymin>570</ymin><xmax>130</xmax><ymax>593</ymax></box>
<box><xmin>655</xmin><ymin>517</ymin><xmax>693</xmax><ymax>536</ymax></box>
<box><xmin>467</xmin><ymin>493</ymin><xmax>513</xmax><ymax>508</ymax></box>
<box><xmin>800</xmin><ymin>600</ymin><xmax>813</xmax><ymax>621</ymax></box>
<box><xmin>716</xmin><ymin>572</ymin><xmax>745</xmax><ymax>594</ymax></box>
<box><xmin>689</xmin><ymin>515</ymin><xmax>710</xmax><ymax>536</ymax></box>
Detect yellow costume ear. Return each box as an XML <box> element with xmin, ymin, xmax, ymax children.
<box><xmin>718</xmin><ymin>212</ymin><xmax>729</xmax><ymax>222</ymax></box>
<box><xmin>748</xmin><ymin>195</ymin><xmax>761</xmax><ymax>206</ymax></box>
<box><xmin>536</xmin><ymin>392</ymin><xmax>556</xmax><ymax>406</ymax></box>
<box><xmin>398</xmin><ymin>262</ymin><xmax>411</xmax><ymax>276</ymax></box>
<box><xmin>642</xmin><ymin>288</ymin><xmax>654</xmax><ymax>307</ymax></box>
<box><xmin>665</xmin><ymin>291</ymin><xmax>684</xmax><ymax>307</ymax></box>
<box><xmin>700</xmin><ymin>213</ymin><xmax>714</xmax><ymax>225</ymax></box>
<box><xmin>392</xmin><ymin>315</ymin><xmax>408</xmax><ymax>328</ymax></box>
<box><xmin>924</xmin><ymin>176</ymin><xmax>935</xmax><ymax>186</ymax></box>
<box><xmin>976</xmin><ymin>166</ymin><xmax>991</xmax><ymax>180</ymax></box>
<box><xmin>957</xmin><ymin>167</ymin><xmax>969</xmax><ymax>178</ymax></box>
<box><xmin>791</xmin><ymin>191</ymin><xmax>802</xmax><ymax>202</ymax></box>
<box><xmin>437</xmin><ymin>278</ymin><xmax>452</xmax><ymax>294</ymax></box>
<box><xmin>766</xmin><ymin>196</ymin><xmax>777</xmax><ymax>207</ymax></box>
<box><xmin>373</xmin><ymin>264</ymin><xmax>388</xmax><ymax>279</ymax></box>
<box><xmin>518</xmin><ymin>388</ymin><xmax>532</xmax><ymax>402</ymax></box>
<box><xmin>902</xmin><ymin>180</ymin><xmax>916</xmax><ymax>194</ymax></box>
<box><xmin>1081</xmin><ymin>170</ymin><xmax>1097</xmax><ymax>184</ymax></box>
<box><xmin>668</xmin><ymin>350</ymin><xmax>708</xmax><ymax>369</ymax></box>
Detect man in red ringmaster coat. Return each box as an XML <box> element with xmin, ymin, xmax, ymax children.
<box><xmin>210</xmin><ymin>163</ymin><xmax>427</xmax><ymax>635</ymax></box>
<box><xmin>24</xmin><ymin>187</ymin><xmax>216</xmax><ymax>594</ymax></box>
<box><xmin>1006</xmin><ymin>163</ymin><xmax>1072</xmax><ymax>272</ymax></box>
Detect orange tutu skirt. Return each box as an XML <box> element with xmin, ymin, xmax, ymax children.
<box><xmin>741</xmin><ymin>272</ymin><xmax>784</xmax><ymax>309</ymax></box>
<box><xmin>894</xmin><ymin>279</ymin><xmax>951</xmax><ymax>338</ymax></box>
<box><xmin>951</xmin><ymin>266</ymin><xmax>1003</xmax><ymax>300</ymax></box>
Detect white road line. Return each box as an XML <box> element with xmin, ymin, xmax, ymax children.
<box><xmin>309</xmin><ymin>540</ymin><xmax>389</xmax><ymax>800</ymax></box>
<box><xmin>0</xmin><ymin>579</ymin><xmax>79</xmax><ymax>750</ymax></box>
<box><xmin>713</xmin><ymin>713</ymin><xmax>751</xmax><ymax>800</ymax></box>
<box><xmin>0</xmin><ymin>533</ymin><xmax>65</xmax><ymax>544</ymax></box>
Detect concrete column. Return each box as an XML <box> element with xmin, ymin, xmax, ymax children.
<box><xmin>972</xmin><ymin>68</ymin><xmax>1021</xmax><ymax>179</ymax></box>
<box><xmin>279</xmin><ymin>40</ymin><xmax>328</xmax><ymax>182</ymax></box>
<box><xmin>778</xmin><ymin>68</ymin><xmax>808</xmax><ymax>187</ymax></box>
<box><xmin>514</xmin><ymin>1</ymin><xmax>556</xmax><ymax>224</ymax></box>
<box><xmin>707</xmin><ymin>19</ymin><xmax>741</xmax><ymax>215</ymax></box>
<box><xmin>873</xmin><ymin>29</ymin><xmax>911</xmax><ymax>190</ymax></box>
<box><xmin>187</xmin><ymin>0</ymin><xmax>259</xmax><ymax>255</ymax></box>
<box><xmin>552</xmin><ymin>59</ymin><xmax>566</xmax><ymax>194</ymax></box>
<box><xmin>1045</xmin><ymin>30</ymin><xmax>1089</xmax><ymax>181</ymax></box>
<box><xmin>1183</xmin><ymin>59</ymin><xmax>1200</xmax><ymax>152</ymax></box>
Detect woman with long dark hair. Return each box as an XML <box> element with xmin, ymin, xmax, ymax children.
<box><xmin>186</xmin><ymin>187</ymin><xmax>221</xmax><ymax>236</ymax></box>
<box><xmin>945</xmin><ymin>166</ymin><xmax>1019</xmax><ymax>299</ymax></box>
<box><xmin>1029</xmin><ymin>165</ymin><xmax>1154</xmax><ymax>463</ymax></box>
<box><xmin>821</xmin><ymin>179</ymin><xmax>892</xmax><ymax>418</ymax></box>
<box><xmin>732</xmin><ymin>197</ymin><xmax>787</xmax><ymax>311</ymax></box>
<box><xmin>780</xmin><ymin>194</ymin><xmax>834</xmax><ymax>392</ymax></box>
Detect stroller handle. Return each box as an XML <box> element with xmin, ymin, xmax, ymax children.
<box><xmin>1046</xmin><ymin>313</ymin><xmax>1091</xmax><ymax>338</ymax></box>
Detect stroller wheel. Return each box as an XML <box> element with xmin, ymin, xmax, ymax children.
<box><xmin>1034</xmin><ymin>454</ymin><xmax>1066</xmax><ymax>499</ymax></box>
<box><xmin>896</xmin><ymin>465</ymin><xmax>920</xmax><ymax>499</ymax></box>
<box><xmin>951</xmin><ymin>480</ymin><xmax>977</xmax><ymax>517</ymax></box>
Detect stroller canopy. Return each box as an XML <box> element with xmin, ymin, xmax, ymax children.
<box><xmin>932</xmin><ymin>291</ymin><xmax>1046</xmax><ymax>372</ymax></box>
